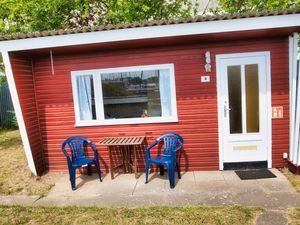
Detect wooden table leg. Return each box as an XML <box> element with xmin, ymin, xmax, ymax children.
<box><xmin>134</xmin><ymin>145</ymin><xmax>138</xmax><ymax>178</ymax></box>
<box><xmin>120</xmin><ymin>146</ymin><xmax>126</xmax><ymax>173</ymax></box>
<box><xmin>108</xmin><ymin>146</ymin><xmax>114</xmax><ymax>179</ymax></box>
<box><xmin>127</xmin><ymin>145</ymin><xmax>132</xmax><ymax>173</ymax></box>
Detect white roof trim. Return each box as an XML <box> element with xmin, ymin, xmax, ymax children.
<box><xmin>0</xmin><ymin>13</ymin><xmax>300</xmax><ymax>52</ymax></box>
<box><xmin>1</xmin><ymin>51</ymin><xmax>37</xmax><ymax>175</ymax></box>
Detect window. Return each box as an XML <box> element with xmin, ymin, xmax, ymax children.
<box><xmin>71</xmin><ymin>64</ymin><xmax>178</xmax><ymax>126</ymax></box>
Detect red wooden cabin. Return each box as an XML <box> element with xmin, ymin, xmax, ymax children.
<box><xmin>0</xmin><ymin>9</ymin><xmax>300</xmax><ymax>175</ymax></box>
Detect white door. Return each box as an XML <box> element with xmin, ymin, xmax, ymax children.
<box><xmin>216</xmin><ymin>52</ymin><xmax>271</xmax><ymax>169</ymax></box>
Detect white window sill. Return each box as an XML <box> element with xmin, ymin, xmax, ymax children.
<box><xmin>74</xmin><ymin>116</ymin><xmax>178</xmax><ymax>127</ymax></box>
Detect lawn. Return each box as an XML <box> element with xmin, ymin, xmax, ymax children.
<box><xmin>0</xmin><ymin>129</ymin><xmax>54</xmax><ymax>196</ymax></box>
<box><xmin>280</xmin><ymin>168</ymin><xmax>300</xmax><ymax>224</ymax></box>
<box><xmin>0</xmin><ymin>204</ymin><xmax>259</xmax><ymax>225</ymax></box>
<box><xmin>280</xmin><ymin>167</ymin><xmax>300</xmax><ymax>193</ymax></box>
<box><xmin>289</xmin><ymin>207</ymin><xmax>300</xmax><ymax>225</ymax></box>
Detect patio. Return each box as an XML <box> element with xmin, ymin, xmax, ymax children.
<box><xmin>1</xmin><ymin>169</ymin><xmax>300</xmax><ymax>224</ymax></box>
<box><xmin>28</xmin><ymin>169</ymin><xmax>300</xmax><ymax>209</ymax></box>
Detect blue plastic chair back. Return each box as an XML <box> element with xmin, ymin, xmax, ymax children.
<box><xmin>157</xmin><ymin>133</ymin><xmax>184</xmax><ymax>156</ymax></box>
<box><xmin>62</xmin><ymin>136</ymin><xmax>98</xmax><ymax>162</ymax></box>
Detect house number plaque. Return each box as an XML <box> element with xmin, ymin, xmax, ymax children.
<box><xmin>272</xmin><ymin>106</ymin><xmax>283</xmax><ymax>119</ymax></box>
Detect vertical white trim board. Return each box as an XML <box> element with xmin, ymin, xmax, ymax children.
<box><xmin>1</xmin><ymin>52</ymin><xmax>37</xmax><ymax>175</ymax></box>
<box><xmin>289</xmin><ymin>36</ymin><xmax>294</xmax><ymax>161</ymax></box>
<box><xmin>298</xmin><ymin>60</ymin><xmax>300</xmax><ymax>165</ymax></box>
<box><xmin>289</xmin><ymin>32</ymin><xmax>299</xmax><ymax>164</ymax></box>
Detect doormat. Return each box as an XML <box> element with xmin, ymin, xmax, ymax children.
<box><xmin>235</xmin><ymin>169</ymin><xmax>277</xmax><ymax>180</ymax></box>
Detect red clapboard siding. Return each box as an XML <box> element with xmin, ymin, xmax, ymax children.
<box><xmin>9</xmin><ymin>53</ymin><xmax>45</xmax><ymax>175</ymax></box>
<box><xmin>12</xmin><ymin>36</ymin><xmax>290</xmax><ymax>173</ymax></box>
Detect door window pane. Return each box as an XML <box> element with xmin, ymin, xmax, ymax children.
<box><xmin>228</xmin><ymin>65</ymin><xmax>242</xmax><ymax>134</ymax></box>
<box><xmin>245</xmin><ymin>64</ymin><xmax>259</xmax><ymax>133</ymax></box>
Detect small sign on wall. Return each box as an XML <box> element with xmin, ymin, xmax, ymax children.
<box><xmin>272</xmin><ymin>106</ymin><xmax>283</xmax><ymax>119</ymax></box>
<box><xmin>201</xmin><ymin>75</ymin><xmax>210</xmax><ymax>83</ymax></box>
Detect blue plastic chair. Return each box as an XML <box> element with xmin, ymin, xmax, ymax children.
<box><xmin>145</xmin><ymin>133</ymin><xmax>184</xmax><ymax>189</ymax></box>
<box><xmin>62</xmin><ymin>136</ymin><xmax>102</xmax><ymax>190</ymax></box>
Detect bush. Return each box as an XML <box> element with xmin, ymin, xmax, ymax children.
<box><xmin>0</xmin><ymin>76</ymin><xmax>6</xmax><ymax>85</ymax></box>
<box><xmin>1</xmin><ymin>111</ymin><xmax>18</xmax><ymax>129</ymax></box>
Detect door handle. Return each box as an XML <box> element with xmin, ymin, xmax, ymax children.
<box><xmin>224</xmin><ymin>105</ymin><xmax>231</xmax><ymax>117</ymax></box>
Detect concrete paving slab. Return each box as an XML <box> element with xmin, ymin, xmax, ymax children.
<box><xmin>169</xmin><ymin>172</ymin><xmax>197</xmax><ymax>192</ymax></box>
<box><xmin>0</xmin><ymin>195</ymin><xmax>39</xmax><ymax>205</ymax></box>
<box><xmin>194</xmin><ymin>171</ymin><xmax>224</xmax><ymax>182</ymax></box>
<box><xmin>257</xmin><ymin>178</ymin><xmax>295</xmax><ymax>193</ymax></box>
<box><xmin>48</xmin><ymin>173</ymin><xmax>137</xmax><ymax>198</ymax></box>
<box><xmin>134</xmin><ymin>173</ymin><xmax>167</xmax><ymax>195</ymax></box>
<box><xmin>179</xmin><ymin>171</ymin><xmax>196</xmax><ymax>183</ymax></box>
<box><xmin>95</xmin><ymin>173</ymin><xmax>138</xmax><ymax>196</ymax></box>
<box><xmin>194</xmin><ymin>180</ymin><xmax>228</xmax><ymax>193</ymax></box>
<box><xmin>47</xmin><ymin>174</ymin><xmax>102</xmax><ymax>197</ymax></box>
<box><xmin>221</xmin><ymin>170</ymin><xmax>241</xmax><ymax>181</ymax></box>
<box><xmin>268</xmin><ymin>169</ymin><xmax>286</xmax><ymax>179</ymax></box>
<box><xmin>255</xmin><ymin>210</ymin><xmax>288</xmax><ymax>225</ymax></box>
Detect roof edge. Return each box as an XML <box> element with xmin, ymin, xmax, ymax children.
<box><xmin>0</xmin><ymin>9</ymin><xmax>300</xmax><ymax>52</ymax></box>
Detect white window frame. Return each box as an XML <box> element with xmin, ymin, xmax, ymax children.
<box><xmin>71</xmin><ymin>64</ymin><xmax>178</xmax><ymax>126</ymax></box>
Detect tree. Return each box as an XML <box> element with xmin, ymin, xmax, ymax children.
<box><xmin>216</xmin><ymin>0</ymin><xmax>300</xmax><ymax>14</ymax></box>
<box><xmin>0</xmin><ymin>0</ymin><xmax>195</xmax><ymax>34</ymax></box>
<box><xmin>0</xmin><ymin>0</ymin><xmax>86</xmax><ymax>34</ymax></box>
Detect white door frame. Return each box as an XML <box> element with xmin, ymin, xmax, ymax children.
<box><xmin>216</xmin><ymin>51</ymin><xmax>272</xmax><ymax>170</ymax></box>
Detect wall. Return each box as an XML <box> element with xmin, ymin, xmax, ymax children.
<box><xmin>10</xmin><ymin>53</ymin><xmax>44</xmax><ymax>175</ymax></box>
<box><xmin>28</xmin><ymin>37</ymin><xmax>289</xmax><ymax>172</ymax></box>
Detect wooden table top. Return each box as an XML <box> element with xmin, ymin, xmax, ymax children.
<box><xmin>98</xmin><ymin>136</ymin><xmax>146</xmax><ymax>146</ymax></box>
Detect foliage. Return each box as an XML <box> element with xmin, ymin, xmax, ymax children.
<box><xmin>0</xmin><ymin>54</ymin><xmax>4</xmax><ymax>79</ymax></box>
<box><xmin>1</xmin><ymin>110</ymin><xmax>18</xmax><ymax>129</ymax></box>
<box><xmin>0</xmin><ymin>76</ymin><xmax>5</xmax><ymax>85</ymax></box>
<box><xmin>104</xmin><ymin>0</ymin><xmax>192</xmax><ymax>25</ymax></box>
<box><xmin>215</xmin><ymin>0</ymin><xmax>300</xmax><ymax>14</ymax></box>
<box><xmin>0</xmin><ymin>204</ymin><xmax>260</xmax><ymax>225</ymax></box>
<box><xmin>0</xmin><ymin>0</ymin><xmax>195</xmax><ymax>34</ymax></box>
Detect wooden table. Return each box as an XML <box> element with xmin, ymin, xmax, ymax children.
<box><xmin>98</xmin><ymin>136</ymin><xmax>146</xmax><ymax>179</ymax></box>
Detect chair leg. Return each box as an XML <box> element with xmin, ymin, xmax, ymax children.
<box><xmin>167</xmin><ymin>165</ymin><xmax>175</xmax><ymax>189</ymax></box>
<box><xmin>176</xmin><ymin>161</ymin><xmax>181</xmax><ymax>179</ymax></box>
<box><xmin>145</xmin><ymin>162</ymin><xmax>150</xmax><ymax>184</ymax></box>
<box><xmin>87</xmin><ymin>164</ymin><xmax>92</xmax><ymax>176</ymax></box>
<box><xmin>70</xmin><ymin>168</ymin><xmax>76</xmax><ymax>191</ymax></box>
<box><xmin>95</xmin><ymin>161</ymin><xmax>102</xmax><ymax>182</ymax></box>
<box><xmin>159</xmin><ymin>165</ymin><xmax>164</xmax><ymax>176</ymax></box>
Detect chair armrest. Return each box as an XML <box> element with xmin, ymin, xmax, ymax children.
<box><xmin>61</xmin><ymin>148</ymin><xmax>72</xmax><ymax>164</ymax></box>
<box><xmin>174</xmin><ymin>133</ymin><xmax>184</xmax><ymax>152</ymax></box>
<box><xmin>146</xmin><ymin>140</ymin><xmax>158</xmax><ymax>160</ymax></box>
<box><xmin>87</xmin><ymin>140</ymin><xmax>99</xmax><ymax>159</ymax></box>
<box><xmin>175</xmin><ymin>145</ymin><xmax>183</xmax><ymax>152</ymax></box>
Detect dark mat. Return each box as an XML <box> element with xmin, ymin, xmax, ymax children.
<box><xmin>235</xmin><ymin>169</ymin><xmax>277</xmax><ymax>180</ymax></box>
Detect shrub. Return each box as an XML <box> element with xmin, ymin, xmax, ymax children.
<box><xmin>2</xmin><ymin>110</ymin><xmax>18</xmax><ymax>129</ymax></box>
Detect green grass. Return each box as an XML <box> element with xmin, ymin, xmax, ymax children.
<box><xmin>0</xmin><ymin>205</ymin><xmax>260</xmax><ymax>225</ymax></box>
<box><xmin>281</xmin><ymin>168</ymin><xmax>300</xmax><ymax>193</ymax></box>
<box><xmin>0</xmin><ymin>129</ymin><xmax>54</xmax><ymax>196</ymax></box>
<box><xmin>288</xmin><ymin>208</ymin><xmax>300</xmax><ymax>225</ymax></box>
